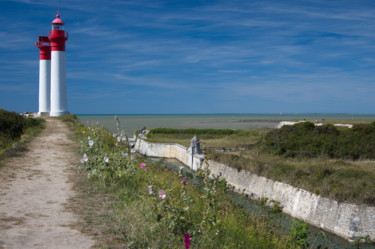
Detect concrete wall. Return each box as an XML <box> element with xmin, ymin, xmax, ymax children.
<box><xmin>135</xmin><ymin>139</ymin><xmax>204</xmax><ymax>171</ymax></box>
<box><xmin>135</xmin><ymin>139</ymin><xmax>375</xmax><ymax>241</ymax></box>
<box><xmin>208</xmin><ymin>160</ymin><xmax>375</xmax><ymax>241</ymax></box>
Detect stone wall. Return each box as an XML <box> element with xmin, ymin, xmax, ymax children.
<box><xmin>135</xmin><ymin>139</ymin><xmax>204</xmax><ymax>171</ymax></box>
<box><xmin>135</xmin><ymin>139</ymin><xmax>375</xmax><ymax>241</ymax></box>
<box><xmin>208</xmin><ymin>160</ymin><xmax>375</xmax><ymax>241</ymax></box>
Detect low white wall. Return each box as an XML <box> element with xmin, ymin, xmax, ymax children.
<box><xmin>208</xmin><ymin>160</ymin><xmax>375</xmax><ymax>241</ymax></box>
<box><xmin>135</xmin><ymin>139</ymin><xmax>204</xmax><ymax>171</ymax></box>
<box><xmin>134</xmin><ymin>139</ymin><xmax>375</xmax><ymax>241</ymax></box>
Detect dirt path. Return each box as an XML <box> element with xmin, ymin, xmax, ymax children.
<box><xmin>0</xmin><ymin>119</ymin><xmax>95</xmax><ymax>249</ymax></box>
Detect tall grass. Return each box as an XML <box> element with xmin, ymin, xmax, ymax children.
<box><xmin>73</xmin><ymin>123</ymin><xmax>291</xmax><ymax>248</ymax></box>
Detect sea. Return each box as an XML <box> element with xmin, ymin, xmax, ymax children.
<box><xmin>76</xmin><ymin>113</ymin><xmax>375</xmax><ymax>135</ymax></box>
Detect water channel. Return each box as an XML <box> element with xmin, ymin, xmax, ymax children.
<box><xmin>148</xmin><ymin>157</ymin><xmax>375</xmax><ymax>249</ymax></box>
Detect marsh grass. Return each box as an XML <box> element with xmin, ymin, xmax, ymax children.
<box><xmin>208</xmin><ymin>150</ymin><xmax>375</xmax><ymax>205</ymax></box>
<box><xmin>147</xmin><ymin>128</ymin><xmax>266</xmax><ymax>148</ymax></box>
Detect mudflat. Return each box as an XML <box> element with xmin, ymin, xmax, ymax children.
<box><xmin>0</xmin><ymin>119</ymin><xmax>94</xmax><ymax>249</ymax></box>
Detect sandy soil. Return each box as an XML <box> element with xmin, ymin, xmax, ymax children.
<box><xmin>0</xmin><ymin>119</ymin><xmax>95</xmax><ymax>249</ymax></box>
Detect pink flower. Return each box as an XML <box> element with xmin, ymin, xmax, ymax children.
<box><xmin>158</xmin><ymin>190</ymin><xmax>166</xmax><ymax>199</ymax></box>
<box><xmin>140</xmin><ymin>162</ymin><xmax>147</xmax><ymax>170</ymax></box>
<box><xmin>184</xmin><ymin>233</ymin><xmax>192</xmax><ymax>249</ymax></box>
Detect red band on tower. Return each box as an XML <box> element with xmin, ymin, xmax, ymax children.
<box><xmin>36</xmin><ymin>36</ymin><xmax>51</xmax><ymax>60</ymax></box>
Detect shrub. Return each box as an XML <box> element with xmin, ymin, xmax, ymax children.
<box><xmin>0</xmin><ymin>109</ymin><xmax>25</xmax><ymax>140</ymax></box>
<box><xmin>260</xmin><ymin>122</ymin><xmax>375</xmax><ymax>160</ymax></box>
<box><xmin>0</xmin><ymin>109</ymin><xmax>45</xmax><ymax>151</ymax></box>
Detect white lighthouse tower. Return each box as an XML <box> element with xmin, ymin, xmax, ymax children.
<box><xmin>49</xmin><ymin>14</ymin><xmax>69</xmax><ymax>117</ymax></box>
<box><xmin>36</xmin><ymin>36</ymin><xmax>51</xmax><ymax>116</ymax></box>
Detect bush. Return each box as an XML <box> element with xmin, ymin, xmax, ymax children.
<box><xmin>0</xmin><ymin>109</ymin><xmax>45</xmax><ymax>150</ymax></box>
<box><xmin>0</xmin><ymin>109</ymin><xmax>25</xmax><ymax>140</ymax></box>
<box><xmin>260</xmin><ymin>122</ymin><xmax>375</xmax><ymax>160</ymax></box>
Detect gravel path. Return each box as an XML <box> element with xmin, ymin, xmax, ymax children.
<box><xmin>0</xmin><ymin>119</ymin><xmax>95</xmax><ymax>249</ymax></box>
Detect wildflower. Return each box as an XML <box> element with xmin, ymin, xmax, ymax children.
<box><xmin>158</xmin><ymin>190</ymin><xmax>166</xmax><ymax>199</ymax></box>
<box><xmin>148</xmin><ymin>185</ymin><xmax>153</xmax><ymax>195</ymax></box>
<box><xmin>121</xmin><ymin>152</ymin><xmax>129</xmax><ymax>158</ymax></box>
<box><xmin>184</xmin><ymin>233</ymin><xmax>192</xmax><ymax>249</ymax></box>
<box><xmin>140</xmin><ymin>162</ymin><xmax>147</xmax><ymax>170</ymax></box>
<box><xmin>82</xmin><ymin>153</ymin><xmax>88</xmax><ymax>162</ymax></box>
<box><xmin>182</xmin><ymin>177</ymin><xmax>188</xmax><ymax>185</ymax></box>
<box><xmin>117</xmin><ymin>136</ymin><xmax>121</xmax><ymax>142</ymax></box>
<box><xmin>88</xmin><ymin>139</ymin><xmax>94</xmax><ymax>147</ymax></box>
<box><xmin>104</xmin><ymin>156</ymin><xmax>109</xmax><ymax>163</ymax></box>
<box><xmin>130</xmin><ymin>148</ymin><xmax>136</xmax><ymax>153</ymax></box>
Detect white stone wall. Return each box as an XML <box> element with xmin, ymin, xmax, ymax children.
<box><xmin>207</xmin><ymin>160</ymin><xmax>375</xmax><ymax>241</ymax></box>
<box><xmin>135</xmin><ymin>139</ymin><xmax>204</xmax><ymax>171</ymax></box>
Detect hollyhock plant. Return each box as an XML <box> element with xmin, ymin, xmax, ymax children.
<box><xmin>184</xmin><ymin>233</ymin><xmax>192</xmax><ymax>249</ymax></box>
<box><xmin>140</xmin><ymin>162</ymin><xmax>147</xmax><ymax>170</ymax></box>
<box><xmin>88</xmin><ymin>139</ymin><xmax>94</xmax><ymax>147</ymax></box>
<box><xmin>158</xmin><ymin>190</ymin><xmax>166</xmax><ymax>199</ymax></box>
<box><xmin>80</xmin><ymin>153</ymin><xmax>88</xmax><ymax>163</ymax></box>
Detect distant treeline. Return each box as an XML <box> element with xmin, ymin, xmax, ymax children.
<box><xmin>260</xmin><ymin>122</ymin><xmax>375</xmax><ymax>160</ymax></box>
<box><xmin>0</xmin><ymin>109</ymin><xmax>44</xmax><ymax>150</ymax></box>
<box><xmin>148</xmin><ymin>128</ymin><xmax>256</xmax><ymax>136</ymax></box>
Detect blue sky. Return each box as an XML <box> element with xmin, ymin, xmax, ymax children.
<box><xmin>0</xmin><ymin>0</ymin><xmax>374</xmax><ymax>114</ymax></box>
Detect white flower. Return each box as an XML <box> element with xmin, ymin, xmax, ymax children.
<box><xmin>83</xmin><ymin>153</ymin><xmax>88</xmax><ymax>162</ymax></box>
<box><xmin>88</xmin><ymin>140</ymin><xmax>94</xmax><ymax>147</ymax></box>
<box><xmin>117</xmin><ymin>136</ymin><xmax>122</xmax><ymax>142</ymax></box>
<box><xmin>148</xmin><ymin>185</ymin><xmax>153</xmax><ymax>195</ymax></box>
<box><xmin>158</xmin><ymin>190</ymin><xmax>167</xmax><ymax>199</ymax></box>
<box><xmin>121</xmin><ymin>152</ymin><xmax>129</xmax><ymax>158</ymax></box>
<box><xmin>81</xmin><ymin>153</ymin><xmax>88</xmax><ymax>163</ymax></box>
<box><xmin>131</xmin><ymin>148</ymin><xmax>136</xmax><ymax>153</ymax></box>
<box><xmin>104</xmin><ymin>156</ymin><xmax>109</xmax><ymax>163</ymax></box>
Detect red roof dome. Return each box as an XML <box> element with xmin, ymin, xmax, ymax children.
<box><xmin>52</xmin><ymin>14</ymin><xmax>64</xmax><ymax>25</ymax></box>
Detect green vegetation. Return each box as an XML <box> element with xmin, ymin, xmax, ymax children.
<box><xmin>0</xmin><ymin>109</ymin><xmax>45</xmax><ymax>157</ymax></box>
<box><xmin>147</xmin><ymin>128</ymin><xmax>263</xmax><ymax>148</ymax></box>
<box><xmin>261</xmin><ymin>122</ymin><xmax>375</xmax><ymax>160</ymax></box>
<box><xmin>70</xmin><ymin>122</ymin><xmax>291</xmax><ymax>248</ymax></box>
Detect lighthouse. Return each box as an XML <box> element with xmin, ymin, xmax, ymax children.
<box><xmin>48</xmin><ymin>14</ymin><xmax>69</xmax><ymax>117</ymax></box>
<box><xmin>36</xmin><ymin>36</ymin><xmax>51</xmax><ymax>116</ymax></box>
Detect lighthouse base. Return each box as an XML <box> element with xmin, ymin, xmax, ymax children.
<box><xmin>50</xmin><ymin>111</ymin><xmax>69</xmax><ymax>117</ymax></box>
